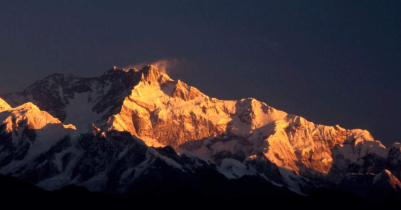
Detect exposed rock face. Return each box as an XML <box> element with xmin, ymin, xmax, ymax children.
<box><xmin>0</xmin><ymin>65</ymin><xmax>400</xmax><ymax>196</ymax></box>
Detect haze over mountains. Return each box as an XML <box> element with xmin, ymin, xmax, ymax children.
<box><xmin>0</xmin><ymin>65</ymin><xmax>400</xmax><ymax>200</ymax></box>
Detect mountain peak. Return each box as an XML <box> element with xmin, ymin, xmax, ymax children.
<box><xmin>171</xmin><ymin>79</ymin><xmax>202</xmax><ymax>101</ymax></box>
<box><xmin>137</xmin><ymin>65</ymin><xmax>175</xmax><ymax>86</ymax></box>
<box><xmin>374</xmin><ymin>170</ymin><xmax>401</xmax><ymax>190</ymax></box>
<box><xmin>14</xmin><ymin>102</ymin><xmax>39</xmax><ymax>111</ymax></box>
<box><xmin>140</xmin><ymin>65</ymin><xmax>162</xmax><ymax>83</ymax></box>
<box><xmin>0</xmin><ymin>98</ymin><xmax>11</xmax><ymax>111</ymax></box>
<box><xmin>0</xmin><ymin>102</ymin><xmax>76</xmax><ymax>132</ymax></box>
<box><xmin>102</xmin><ymin>66</ymin><xmax>134</xmax><ymax>77</ymax></box>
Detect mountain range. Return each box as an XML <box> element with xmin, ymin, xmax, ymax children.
<box><xmin>0</xmin><ymin>65</ymin><xmax>400</xmax><ymax>204</ymax></box>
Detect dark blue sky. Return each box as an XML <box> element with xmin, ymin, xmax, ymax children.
<box><xmin>0</xmin><ymin>1</ymin><xmax>400</xmax><ymax>145</ymax></box>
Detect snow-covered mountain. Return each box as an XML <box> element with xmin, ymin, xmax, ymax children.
<box><xmin>1</xmin><ymin>65</ymin><xmax>400</xmax><ymax>196</ymax></box>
